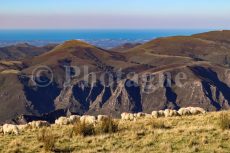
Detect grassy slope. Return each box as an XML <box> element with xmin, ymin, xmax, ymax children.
<box><xmin>1</xmin><ymin>111</ymin><xmax>230</xmax><ymax>153</ymax></box>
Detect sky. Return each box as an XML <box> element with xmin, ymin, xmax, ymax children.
<box><xmin>1</xmin><ymin>0</ymin><xmax>230</xmax><ymax>29</ymax></box>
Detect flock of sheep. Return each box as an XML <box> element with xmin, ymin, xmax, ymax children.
<box><xmin>121</xmin><ymin>107</ymin><xmax>206</xmax><ymax>121</ymax></box>
<box><xmin>0</xmin><ymin>115</ymin><xmax>110</xmax><ymax>135</ymax></box>
<box><xmin>0</xmin><ymin>107</ymin><xmax>206</xmax><ymax>135</ymax></box>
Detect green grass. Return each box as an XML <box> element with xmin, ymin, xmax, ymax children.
<box><xmin>1</xmin><ymin>111</ymin><xmax>230</xmax><ymax>153</ymax></box>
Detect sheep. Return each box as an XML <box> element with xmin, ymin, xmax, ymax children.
<box><xmin>136</xmin><ymin>112</ymin><xmax>146</xmax><ymax>118</ymax></box>
<box><xmin>133</xmin><ymin>113</ymin><xmax>137</xmax><ymax>118</ymax></box>
<box><xmin>150</xmin><ymin>107</ymin><xmax>206</xmax><ymax>119</ymax></box>
<box><xmin>121</xmin><ymin>112</ymin><xmax>130</xmax><ymax>120</ymax></box>
<box><xmin>195</xmin><ymin>107</ymin><xmax>206</xmax><ymax>114</ymax></box>
<box><xmin>187</xmin><ymin>107</ymin><xmax>206</xmax><ymax>115</ymax></box>
<box><xmin>0</xmin><ymin>126</ymin><xmax>3</xmax><ymax>134</ymax></box>
<box><xmin>128</xmin><ymin>113</ymin><xmax>135</xmax><ymax>120</ymax></box>
<box><xmin>97</xmin><ymin>115</ymin><xmax>110</xmax><ymax>122</ymax></box>
<box><xmin>28</xmin><ymin>121</ymin><xmax>50</xmax><ymax>129</ymax></box>
<box><xmin>177</xmin><ymin>108</ymin><xmax>191</xmax><ymax>116</ymax></box>
<box><xmin>69</xmin><ymin>115</ymin><xmax>81</xmax><ymax>124</ymax></box>
<box><xmin>17</xmin><ymin>124</ymin><xmax>29</xmax><ymax>131</ymax></box>
<box><xmin>152</xmin><ymin>111</ymin><xmax>159</xmax><ymax>118</ymax></box>
<box><xmin>2</xmin><ymin>124</ymin><xmax>19</xmax><ymax>135</ymax></box>
<box><xmin>55</xmin><ymin>117</ymin><xmax>70</xmax><ymax>125</ymax></box>
<box><xmin>164</xmin><ymin>109</ymin><xmax>179</xmax><ymax>117</ymax></box>
<box><xmin>80</xmin><ymin>115</ymin><xmax>96</xmax><ymax>125</ymax></box>
<box><xmin>164</xmin><ymin>109</ymin><xmax>171</xmax><ymax>117</ymax></box>
<box><xmin>170</xmin><ymin>110</ymin><xmax>179</xmax><ymax>117</ymax></box>
<box><xmin>121</xmin><ymin>113</ymin><xmax>135</xmax><ymax>121</ymax></box>
<box><xmin>145</xmin><ymin>113</ymin><xmax>152</xmax><ymax>119</ymax></box>
<box><xmin>55</xmin><ymin>116</ymin><xmax>80</xmax><ymax>125</ymax></box>
<box><xmin>158</xmin><ymin>110</ymin><xmax>165</xmax><ymax>117</ymax></box>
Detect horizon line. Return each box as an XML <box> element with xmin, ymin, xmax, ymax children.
<box><xmin>0</xmin><ymin>28</ymin><xmax>224</xmax><ymax>31</ymax></box>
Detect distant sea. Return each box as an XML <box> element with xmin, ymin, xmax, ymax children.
<box><xmin>0</xmin><ymin>29</ymin><xmax>212</xmax><ymax>48</ymax></box>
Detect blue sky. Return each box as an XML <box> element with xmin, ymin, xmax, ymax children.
<box><xmin>1</xmin><ymin>0</ymin><xmax>230</xmax><ymax>29</ymax></box>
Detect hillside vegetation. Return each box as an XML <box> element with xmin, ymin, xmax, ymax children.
<box><xmin>1</xmin><ymin>111</ymin><xmax>230</xmax><ymax>153</ymax></box>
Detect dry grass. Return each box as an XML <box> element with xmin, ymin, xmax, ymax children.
<box><xmin>1</xmin><ymin>111</ymin><xmax>230</xmax><ymax>152</ymax></box>
<box><xmin>218</xmin><ymin>112</ymin><xmax>230</xmax><ymax>130</ymax></box>
<box><xmin>36</xmin><ymin>128</ymin><xmax>57</xmax><ymax>151</ymax></box>
<box><xmin>96</xmin><ymin>117</ymin><xmax>119</xmax><ymax>134</ymax></box>
<box><xmin>150</xmin><ymin>119</ymin><xmax>171</xmax><ymax>129</ymax></box>
<box><xmin>72</xmin><ymin>121</ymin><xmax>95</xmax><ymax>137</ymax></box>
<box><xmin>72</xmin><ymin>118</ymin><xmax>119</xmax><ymax>137</ymax></box>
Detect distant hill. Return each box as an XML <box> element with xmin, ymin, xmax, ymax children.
<box><xmin>110</xmin><ymin>43</ymin><xmax>142</xmax><ymax>52</ymax></box>
<box><xmin>124</xmin><ymin>32</ymin><xmax>230</xmax><ymax>66</ymax></box>
<box><xmin>0</xmin><ymin>43</ymin><xmax>57</xmax><ymax>60</ymax></box>
<box><xmin>192</xmin><ymin>30</ymin><xmax>230</xmax><ymax>43</ymax></box>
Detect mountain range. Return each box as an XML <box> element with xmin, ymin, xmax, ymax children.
<box><xmin>1</xmin><ymin>30</ymin><xmax>230</xmax><ymax>124</ymax></box>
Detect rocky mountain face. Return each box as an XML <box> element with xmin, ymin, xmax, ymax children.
<box><xmin>1</xmin><ymin>30</ymin><xmax>230</xmax><ymax>124</ymax></box>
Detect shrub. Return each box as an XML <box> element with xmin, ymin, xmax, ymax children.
<box><xmin>96</xmin><ymin>117</ymin><xmax>119</xmax><ymax>134</ymax></box>
<box><xmin>73</xmin><ymin>121</ymin><xmax>95</xmax><ymax>137</ymax></box>
<box><xmin>218</xmin><ymin>112</ymin><xmax>230</xmax><ymax>130</ymax></box>
<box><xmin>37</xmin><ymin>128</ymin><xmax>56</xmax><ymax>151</ymax></box>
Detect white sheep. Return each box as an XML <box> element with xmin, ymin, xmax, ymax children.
<box><xmin>164</xmin><ymin>109</ymin><xmax>179</xmax><ymax>117</ymax></box>
<box><xmin>55</xmin><ymin>117</ymin><xmax>70</xmax><ymax>125</ymax></box>
<box><xmin>171</xmin><ymin>110</ymin><xmax>179</xmax><ymax>117</ymax></box>
<box><xmin>152</xmin><ymin>111</ymin><xmax>159</xmax><ymax>118</ymax></box>
<box><xmin>187</xmin><ymin>107</ymin><xmax>206</xmax><ymax>115</ymax></box>
<box><xmin>158</xmin><ymin>110</ymin><xmax>165</xmax><ymax>117</ymax></box>
<box><xmin>2</xmin><ymin>124</ymin><xmax>19</xmax><ymax>135</ymax></box>
<box><xmin>121</xmin><ymin>113</ymin><xmax>135</xmax><ymax>121</ymax></box>
<box><xmin>145</xmin><ymin>113</ymin><xmax>152</xmax><ymax>119</ymax></box>
<box><xmin>69</xmin><ymin>115</ymin><xmax>81</xmax><ymax>124</ymax></box>
<box><xmin>28</xmin><ymin>121</ymin><xmax>50</xmax><ymax>129</ymax></box>
<box><xmin>164</xmin><ymin>109</ymin><xmax>171</xmax><ymax>117</ymax></box>
<box><xmin>80</xmin><ymin>115</ymin><xmax>96</xmax><ymax>125</ymax></box>
<box><xmin>195</xmin><ymin>107</ymin><xmax>206</xmax><ymax>114</ymax></box>
<box><xmin>128</xmin><ymin>113</ymin><xmax>135</xmax><ymax>120</ymax></box>
<box><xmin>121</xmin><ymin>112</ymin><xmax>129</xmax><ymax>120</ymax></box>
<box><xmin>133</xmin><ymin>113</ymin><xmax>137</xmax><ymax>118</ymax></box>
<box><xmin>0</xmin><ymin>126</ymin><xmax>3</xmax><ymax>134</ymax></box>
<box><xmin>136</xmin><ymin>112</ymin><xmax>146</xmax><ymax>118</ymax></box>
<box><xmin>97</xmin><ymin>115</ymin><xmax>110</xmax><ymax>122</ymax></box>
<box><xmin>177</xmin><ymin>108</ymin><xmax>191</xmax><ymax>116</ymax></box>
<box><xmin>17</xmin><ymin>124</ymin><xmax>29</xmax><ymax>131</ymax></box>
